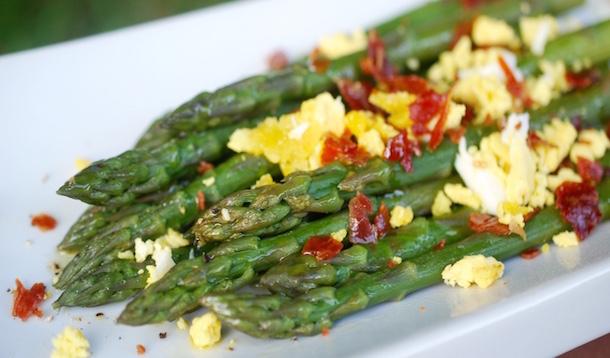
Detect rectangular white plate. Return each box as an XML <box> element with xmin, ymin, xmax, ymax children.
<box><xmin>1</xmin><ymin>0</ymin><xmax>609</xmax><ymax>357</ymax></box>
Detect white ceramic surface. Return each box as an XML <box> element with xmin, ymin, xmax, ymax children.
<box><xmin>1</xmin><ymin>0</ymin><xmax>609</xmax><ymax>357</ymax></box>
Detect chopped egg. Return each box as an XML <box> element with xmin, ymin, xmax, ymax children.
<box><xmin>117</xmin><ymin>250</ymin><xmax>134</xmax><ymax>260</ymax></box>
<box><xmin>526</xmin><ymin>61</ymin><xmax>569</xmax><ymax>107</ymax></box>
<box><xmin>318</xmin><ymin>28</ymin><xmax>367</xmax><ymax>59</ymax></box>
<box><xmin>330</xmin><ymin>229</ymin><xmax>347</xmax><ymax>242</ymax></box>
<box><xmin>177</xmin><ymin>317</ymin><xmax>189</xmax><ymax>330</ymax></box>
<box><xmin>389</xmin><ymin>205</ymin><xmax>414</xmax><ymax>228</ymax></box>
<box><xmin>552</xmin><ymin>231</ymin><xmax>579</xmax><ymax>247</ymax></box>
<box><xmin>497</xmin><ymin>202</ymin><xmax>532</xmax><ymax>228</ymax></box>
<box><xmin>202</xmin><ymin>177</ymin><xmax>215</xmax><ymax>187</ymax></box>
<box><xmin>189</xmin><ymin>312</ymin><xmax>222</xmax><ymax>349</ymax></box>
<box><xmin>390</xmin><ymin>256</ymin><xmax>402</xmax><ymax>265</ymax></box>
<box><xmin>432</xmin><ymin>190</ymin><xmax>453</xmax><ymax>217</ymax></box>
<box><xmin>146</xmin><ymin>242</ymin><xmax>175</xmax><ymax>286</ymax></box>
<box><xmin>453</xmin><ymin>74</ymin><xmax>513</xmax><ymax>122</ymax></box>
<box><xmin>134</xmin><ymin>238</ymin><xmax>154</xmax><ymax>263</ymax></box>
<box><xmin>74</xmin><ymin>158</ymin><xmax>91</xmax><ymax>172</ymax></box>
<box><xmin>51</xmin><ymin>326</ymin><xmax>90</xmax><ymax>358</ymax></box>
<box><xmin>455</xmin><ymin>113</ymin><xmax>538</xmax><ymax>221</ymax></box>
<box><xmin>442</xmin><ymin>255</ymin><xmax>504</xmax><ymax>288</ymax></box>
<box><xmin>520</xmin><ymin>16</ymin><xmax>559</xmax><ymax>55</ymax></box>
<box><xmin>443</xmin><ymin>183</ymin><xmax>481</xmax><ymax>209</ymax></box>
<box><xmin>532</xmin><ymin>118</ymin><xmax>577</xmax><ymax>173</ymax></box>
<box><xmin>569</xmin><ymin>129</ymin><xmax>610</xmax><ymax>162</ymax></box>
<box><xmin>368</xmin><ymin>91</ymin><xmax>416</xmax><ymax>129</ymax></box>
<box><xmin>228</xmin><ymin>93</ymin><xmax>345</xmax><ymax>175</ymax></box>
<box><xmin>156</xmin><ymin>228</ymin><xmax>190</xmax><ymax>249</ymax></box>
<box><xmin>547</xmin><ymin>168</ymin><xmax>581</xmax><ymax>191</ymax></box>
<box><xmin>472</xmin><ymin>16</ymin><xmax>520</xmax><ymax>49</ymax></box>
<box><xmin>252</xmin><ymin>173</ymin><xmax>275</xmax><ymax>189</ymax></box>
<box><xmin>540</xmin><ymin>243</ymin><xmax>550</xmax><ymax>253</ymax></box>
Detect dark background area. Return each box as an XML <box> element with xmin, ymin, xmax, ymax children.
<box><xmin>0</xmin><ymin>0</ymin><xmax>234</xmax><ymax>54</ymax></box>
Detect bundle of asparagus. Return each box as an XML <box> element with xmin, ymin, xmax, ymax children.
<box><xmin>51</xmin><ymin>0</ymin><xmax>610</xmax><ymax>349</ymax></box>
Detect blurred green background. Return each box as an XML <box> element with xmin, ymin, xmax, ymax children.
<box><xmin>0</xmin><ymin>0</ymin><xmax>234</xmax><ymax>54</ymax></box>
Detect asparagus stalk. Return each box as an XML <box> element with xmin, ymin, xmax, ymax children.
<box><xmin>118</xmin><ymin>178</ymin><xmax>448</xmax><ymax>325</ymax></box>
<box><xmin>54</xmin><ymin>154</ymin><xmax>278</xmax><ymax>289</ymax></box>
<box><xmin>261</xmin><ymin>208</ymin><xmax>472</xmax><ymax>296</ymax></box>
<box><xmin>202</xmin><ymin>180</ymin><xmax>610</xmax><ymax>338</ymax></box>
<box><xmin>163</xmin><ymin>0</ymin><xmax>581</xmax><ymax>133</ymax></box>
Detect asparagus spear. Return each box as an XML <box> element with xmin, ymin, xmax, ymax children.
<box><xmin>118</xmin><ymin>178</ymin><xmax>448</xmax><ymax>325</ymax></box>
<box><xmin>191</xmin><ymin>136</ymin><xmax>466</xmax><ymax>244</ymax></box>
<box><xmin>163</xmin><ymin>0</ymin><xmax>581</xmax><ymax>133</ymax></box>
<box><xmin>260</xmin><ymin>208</ymin><xmax>473</xmax><ymax>296</ymax></box>
<box><xmin>54</xmin><ymin>154</ymin><xmax>278</xmax><ymax>289</ymax></box>
<box><xmin>56</xmin><ymin>119</ymin><xmax>253</xmax><ymax>207</ymax></box>
<box><xmin>202</xmin><ymin>180</ymin><xmax>610</xmax><ymax>338</ymax></box>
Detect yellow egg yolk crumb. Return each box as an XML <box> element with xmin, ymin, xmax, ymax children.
<box><xmin>442</xmin><ymin>255</ymin><xmax>504</xmax><ymax>289</ymax></box>
<box><xmin>51</xmin><ymin>326</ymin><xmax>90</xmax><ymax>358</ymax></box>
<box><xmin>552</xmin><ymin>231</ymin><xmax>579</xmax><ymax>247</ymax></box>
<box><xmin>318</xmin><ymin>28</ymin><xmax>367</xmax><ymax>59</ymax></box>
<box><xmin>443</xmin><ymin>183</ymin><xmax>481</xmax><ymax>210</ymax></box>
<box><xmin>432</xmin><ymin>190</ymin><xmax>453</xmax><ymax>217</ymax></box>
<box><xmin>330</xmin><ymin>229</ymin><xmax>347</xmax><ymax>242</ymax></box>
<box><xmin>569</xmin><ymin>129</ymin><xmax>610</xmax><ymax>163</ymax></box>
<box><xmin>389</xmin><ymin>205</ymin><xmax>414</xmax><ymax>228</ymax></box>
<box><xmin>472</xmin><ymin>16</ymin><xmax>520</xmax><ymax>49</ymax></box>
<box><xmin>520</xmin><ymin>15</ymin><xmax>559</xmax><ymax>55</ymax></box>
<box><xmin>189</xmin><ymin>312</ymin><xmax>222</xmax><ymax>349</ymax></box>
<box><xmin>251</xmin><ymin>173</ymin><xmax>275</xmax><ymax>189</ymax></box>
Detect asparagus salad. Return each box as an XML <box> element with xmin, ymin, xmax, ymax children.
<box><xmin>13</xmin><ymin>0</ymin><xmax>610</xmax><ymax>355</ymax></box>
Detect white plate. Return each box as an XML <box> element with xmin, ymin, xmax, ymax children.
<box><xmin>1</xmin><ymin>0</ymin><xmax>609</xmax><ymax>357</ymax></box>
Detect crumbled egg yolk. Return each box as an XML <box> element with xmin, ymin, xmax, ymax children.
<box><xmin>432</xmin><ymin>190</ymin><xmax>453</xmax><ymax>217</ymax></box>
<box><xmin>552</xmin><ymin>231</ymin><xmax>579</xmax><ymax>247</ymax></box>
<box><xmin>74</xmin><ymin>158</ymin><xmax>91</xmax><ymax>172</ymax></box>
<box><xmin>252</xmin><ymin>173</ymin><xmax>275</xmax><ymax>189</ymax></box>
<box><xmin>547</xmin><ymin>168</ymin><xmax>582</xmax><ymax>191</ymax></box>
<box><xmin>228</xmin><ymin>92</ymin><xmax>345</xmax><ymax>175</ymax></box>
<box><xmin>443</xmin><ymin>183</ymin><xmax>481</xmax><ymax>210</ymax></box>
<box><xmin>520</xmin><ymin>15</ymin><xmax>559</xmax><ymax>55</ymax></box>
<box><xmin>368</xmin><ymin>91</ymin><xmax>416</xmax><ymax>130</ymax></box>
<box><xmin>177</xmin><ymin>317</ymin><xmax>189</xmax><ymax>330</ymax></box>
<box><xmin>569</xmin><ymin>129</ymin><xmax>610</xmax><ymax>163</ymax></box>
<box><xmin>532</xmin><ymin>118</ymin><xmax>577</xmax><ymax>173</ymax></box>
<box><xmin>442</xmin><ymin>255</ymin><xmax>504</xmax><ymax>289</ymax></box>
<box><xmin>133</xmin><ymin>229</ymin><xmax>190</xmax><ymax>286</ymax></box>
<box><xmin>330</xmin><ymin>229</ymin><xmax>347</xmax><ymax>242</ymax></box>
<box><xmin>318</xmin><ymin>28</ymin><xmax>367</xmax><ymax>59</ymax></box>
<box><xmin>453</xmin><ymin>75</ymin><xmax>513</xmax><ymax>123</ymax></box>
<box><xmin>51</xmin><ymin>326</ymin><xmax>91</xmax><ymax>358</ymax></box>
<box><xmin>345</xmin><ymin>110</ymin><xmax>398</xmax><ymax>156</ymax></box>
<box><xmin>472</xmin><ymin>16</ymin><xmax>521</xmax><ymax>49</ymax></box>
<box><xmin>390</xmin><ymin>256</ymin><xmax>402</xmax><ymax>265</ymax></box>
<box><xmin>540</xmin><ymin>243</ymin><xmax>550</xmax><ymax>253</ymax></box>
<box><xmin>202</xmin><ymin>177</ymin><xmax>215</xmax><ymax>187</ymax></box>
<box><xmin>526</xmin><ymin>61</ymin><xmax>569</xmax><ymax>108</ymax></box>
<box><xmin>189</xmin><ymin>312</ymin><xmax>222</xmax><ymax>349</ymax></box>
<box><xmin>389</xmin><ymin>205</ymin><xmax>414</xmax><ymax>228</ymax></box>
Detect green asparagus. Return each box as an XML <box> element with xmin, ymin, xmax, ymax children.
<box><xmin>54</xmin><ymin>154</ymin><xmax>277</xmax><ymax>289</ymax></box>
<box><xmin>260</xmin><ymin>208</ymin><xmax>473</xmax><ymax>296</ymax></box>
<box><xmin>163</xmin><ymin>0</ymin><xmax>581</xmax><ymax>133</ymax></box>
<box><xmin>118</xmin><ymin>177</ymin><xmax>449</xmax><ymax>325</ymax></box>
<box><xmin>202</xmin><ymin>180</ymin><xmax>610</xmax><ymax>338</ymax></box>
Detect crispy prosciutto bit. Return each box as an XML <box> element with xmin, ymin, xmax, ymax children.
<box><xmin>373</xmin><ymin>202</ymin><xmax>391</xmax><ymax>238</ymax></box>
<box><xmin>435</xmin><ymin>239</ymin><xmax>447</xmax><ymax>251</ymax></box>
<box><xmin>197</xmin><ymin>161</ymin><xmax>214</xmax><ymax>174</ymax></box>
<box><xmin>321</xmin><ymin>131</ymin><xmax>369</xmax><ymax>166</ymax></box>
<box><xmin>12</xmin><ymin>279</ymin><xmax>46</xmax><ymax>321</ymax></box>
<box><xmin>469</xmin><ymin>213</ymin><xmax>511</xmax><ymax>235</ymax></box>
<box><xmin>360</xmin><ymin>31</ymin><xmax>394</xmax><ymax>82</ymax></box>
<box><xmin>384</xmin><ymin>130</ymin><xmax>421</xmax><ymax>172</ymax></box>
<box><xmin>555</xmin><ymin>181</ymin><xmax>601</xmax><ymax>240</ymax></box>
<box><xmin>520</xmin><ymin>247</ymin><xmax>541</xmax><ymax>260</ymax></box>
<box><xmin>31</xmin><ymin>213</ymin><xmax>57</xmax><ymax>232</ymax></box>
<box><xmin>576</xmin><ymin>157</ymin><xmax>603</xmax><ymax>184</ymax></box>
<box><xmin>497</xmin><ymin>56</ymin><xmax>532</xmax><ymax>108</ymax></box>
<box><xmin>566</xmin><ymin>69</ymin><xmax>600</xmax><ymax>90</ymax></box>
<box><xmin>428</xmin><ymin>92</ymin><xmax>452</xmax><ymax>150</ymax></box>
<box><xmin>383</xmin><ymin>75</ymin><xmax>430</xmax><ymax>95</ymax></box>
<box><xmin>309</xmin><ymin>48</ymin><xmax>330</xmax><ymax>73</ymax></box>
<box><xmin>302</xmin><ymin>235</ymin><xmax>343</xmax><ymax>261</ymax></box>
<box><xmin>348</xmin><ymin>193</ymin><xmax>376</xmax><ymax>244</ymax></box>
<box><xmin>449</xmin><ymin>19</ymin><xmax>474</xmax><ymax>49</ymax></box>
<box><xmin>527</xmin><ymin>132</ymin><xmax>555</xmax><ymax>149</ymax></box>
<box><xmin>460</xmin><ymin>0</ymin><xmax>488</xmax><ymax>8</ymax></box>
<box><xmin>267</xmin><ymin>50</ymin><xmax>289</xmax><ymax>71</ymax></box>
<box><xmin>336</xmin><ymin>79</ymin><xmax>377</xmax><ymax>111</ymax></box>
<box><xmin>447</xmin><ymin>126</ymin><xmax>466</xmax><ymax>144</ymax></box>
<box><xmin>197</xmin><ymin>191</ymin><xmax>206</xmax><ymax>211</ymax></box>
<box><xmin>410</xmin><ymin>90</ymin><xmax>447</xmax><ymax>136</ymax></box>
